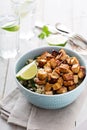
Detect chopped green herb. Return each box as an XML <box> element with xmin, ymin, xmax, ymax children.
<box><xmin>38</xmin><ymin>25</ymin><xmax>51</xmax><ymax>39</ymax></box>
<box><xmin>38</xmin><ymin>32</ymin><xmax>45</xmax><ymax>39</ymax></box>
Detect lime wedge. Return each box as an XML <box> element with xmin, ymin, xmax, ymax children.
<box><xmin>2</xmin><ymin>25</ymin><xmax>20</xmax><ymax>32</ymax></box>
<box><xmin>16</xmin><ymin>61</ymin><xmax>37</xmax><ymax>80</ymax></box>
<box><xmin>46</xmin><ymin>35</ymin><xmax>68</xmax><ymax>46</ymax></box>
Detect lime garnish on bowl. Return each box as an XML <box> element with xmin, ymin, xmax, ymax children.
<box><xmin>2</xmin><ymin>25</ymin><xmax>20</xmax><ymax>32</ymax></box>
<box><xmin>46</xmin><ymin>35</ymin><xmax>68</xmax><ymax>46</ymax></box>
<box><xmin>16</xmin><ymin>61</ymin><xmax>37</xmax><ymax>80</ymax></box>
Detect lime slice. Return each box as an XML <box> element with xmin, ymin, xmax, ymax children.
<box><xmin>2</xmin><ymin>25</ymin><xmax>20</xmax><ymax>32</ymax></box>
<box><xmin>16</xmin><ymin>61</ymin><xmax>37</xmax><ymax>80</ymax></box>
<box><xmin>46</xmin><ymin>35</ymin><xmax>68</xmax><ymax>46</ymax></box>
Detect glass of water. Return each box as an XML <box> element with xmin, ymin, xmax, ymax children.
<box><xmin>0</xmin><ymin>1</ymin><xmax>20</xmax><ymax>59</ymax></box>
<box><xmin>11</xmin><ymin>0</ymin><xmax>37</xmax><ymax>40</ymax></box>
<box><xmin>0</xmin><ymin>15</ymin><xmax>20</xmax><ymax>59</ymax></box>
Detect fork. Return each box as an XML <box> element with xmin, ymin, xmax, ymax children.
<box><xmin>55</xmin><ymin>22</ymin><xmax>87</xmax><ymax>54</ymax></box>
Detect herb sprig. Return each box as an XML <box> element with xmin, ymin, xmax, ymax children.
<box><xmin>38</xmin><ymin>25</ymin><xmax>51</xmax><ymax>39</ymax></box>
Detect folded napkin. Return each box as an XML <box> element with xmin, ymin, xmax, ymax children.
<box><xmin>0</xmin><ymin>87</ymin><xmax>87</xmax><ymax>130</ymax></box>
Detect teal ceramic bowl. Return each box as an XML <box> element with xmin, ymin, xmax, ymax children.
<box><xmin>15</xmin><ymin>46</ymin><xmax>87</xmax><ymax>109</ymax></box>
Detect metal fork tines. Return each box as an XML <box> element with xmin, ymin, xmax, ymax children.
<box><xmin>68</xmin><ymin>37</ymin><xmax>87</xmax><ymax>55</ymax></box>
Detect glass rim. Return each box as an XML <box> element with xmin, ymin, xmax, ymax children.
<box><xmin>11</xmin><ymin>0</ymin><xmax>34</xmax><ymax>4</ymax></box>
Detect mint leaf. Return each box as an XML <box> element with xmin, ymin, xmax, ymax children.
<box><xmin>38</xmin><ymin>25</ymin><xmax>51</xmax><ymax>39</ymax></box>
<box><xmin>42</xmin><ymin>26</ymin><xmax>51</xmax><ymax>36</ymax></box>
<box><xmin>38</xmin><ymin>32</ymin><xmax>45</xmax><ymax>39</ymax></box>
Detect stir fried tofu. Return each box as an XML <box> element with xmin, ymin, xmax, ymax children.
<box><xmin>45</xmin><ymin>52</ymin><xmax>54</xmax><ymax>61</ymax></box>
<box><xmin>52</xmin><ymin>82</ymin><xmax>62</xmax><ymax>90</ymax></box>
<box><xmin>48</xmin><ymin>72</ymin><xmax>59</xmax><ymax>84</ymax></box>
<box><xmin>44</xmin><ymin>62</ymin><xmax>52</xmax><ymax>73</ymax></box>
<box><xmin>57</xmin><ymin>77</ymin><xmax>63</xmax><ymax>86</ymax></box>
<box><xmin>70</xmin><ymin>57</ymin><xmax>79</xmax><ymax>65</ymax></box>
<box><xmin>57</xmin><ymin>49</ymin><xmax>68</xmax><ymax>60</ymax></box>
<box><xmin>54</xmin><ymin>67</ymin><xmax>60</xmax><ymax>75</ymax></box>
<box><xmin>52</xmin><ymin>50</ymin><xmax>58</xmax><ymax>57</ymax></box>
<box><xmin>57</xmin><ymin>87</ymin><xmax>67</xmax><ymax>94</ymax></box>
<box><xmin>22</xmin><ymin>49</ymin><xmax>86</xmax><ymax>95</ymax></box>
<box><xmin>64</xmin><ymin>80</ymin><xmax>74</xmax><ymax>86</ymax></box>
<box><xmin>74</xmin><ymin>75</ymin><xmax>79</xmax><ymax>84</ymax></box>
<box><xmin>45</xmin><ymin>91</ymin><xmax>53</xmax><ymax>95</ymax></box>
<box><xmin>78</xmin><ymin>66</ymin><xmax>85</xmax><ymax>79</ymax></box>
<box><xmin>59</xmin><ymin>64</ymin><xmax>70</xmax><ymax>73</ymax></box>
<box><xmin>37</xmin><ymin>69</ymin><xmax>47</xmax><ymax>80</ymax></box>
<box><xmin>37</xmin><ymin>58</ymin><xmax>47</xmax><ymax>67</ymax></box>
<box><xmin>37</xmin><ymin>52</ymin><xmax>53</xmax><ymax>67</ymax></box>
<box><xmin>66</xmin><ymin>55</ymin><xmax>71</xmax><ymax>64</ymax></box>
<box><xmin>63</xmin><ymin>73</ymin><xmax>74</xmax><ymax>81</ymax></box>
<box><xmin>50</xmin><ymin>58</ymin><xmax>57</xmax><ymax>68</ymax></box>
<box><xmin>44</xmin><ymin>83</ymin><xmax>52</xmax><ymax>91</ymax></box>
<box><xmin>44</xmin><ymin>66</ymin><xmax>52</xmax><ymax>73</ymax></box>
<box><xmin>34</xmin><ymin>78</ymin><xmax>46</xmax><ymax>85</ymax></box>
<box><xmin>71</xmin><ymin>64</ymin><xmax>80</xmax><ymax>73</ymax></box>
<box><xmin>68</xmin><ymin>85</ymin><xmax>76</xmax><ymax>91</ymax></box>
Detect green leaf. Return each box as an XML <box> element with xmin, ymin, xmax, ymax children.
<box><xmin>38</xmin><ymin>25</ymin><xmax>51</xmax><ymax>39</ymax></box>
<box><xmin>42</xmin><ymin>26</ymin><xmax>51</xmax><ymax>36</ymax></box>
<box><xmin>38</xmin><ymin>32</ymin><xmax>45</xmax><ymax>39</ymax></box>
<box><xmin>42</xmin><ymin>26</ymin><xmax>49</xmax><ymax>32</ymax></box>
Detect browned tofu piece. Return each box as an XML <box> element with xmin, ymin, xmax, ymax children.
<box><xmin>34</xmin><ymin>78</ymin><xmax>46</xmax><ymax>85</ymax></box>
<box><xmin>36</xmin><ymin>58</ymin><xmax>47</xmax><ymax>67</ymax></box>
<box><xmin>66</xmin><ymin>55</ymin><xmax>71</xmax><ymax>65</ymax></box>
<box><xmin>41</xmin><ymin>52</ymin><xmax>52</xmax><ymax>58</ymax></box>
<box><xmin>44</xmin><ymin>61</ymin><xmax>52</xmax><ymax>73</ymax></box>
<box><xmin>57</xmin><ymin>87</ymin><xmax>67</xmax><ymax>94</ymax></box>
<box><xmin>44</xmin><ymin>66</ymin><xmax>52</xmax><ymax>73</ymax></box>
<box><xmin>56</xmin><ymin>52</ymin><xmax>63</xmax><ymax>60</ymax></box>
<box><xmin>56</xmin><ymin>60</ymin><xmax>61</xmax><ymax>66</ymax></box>
<box><xmin>47</xmin><ymin>72</ymin><xmax>59</xmax><ymax>84</ymax></box>
<box><xmin>62</xmin><ymin>73</ymin><xmax>74</xmax><ymax>81</ymax></box>
<box><xmin>50</xmin><ymin>58</ymin><xmax>57</xmax><ymax>69</ymax></box>
<box><xmin>68</xmin><ymin>85</ymin><xmax>76</xmax><ymax>91</ymax></box>
<box><xmin>59</xmin><ymin>64</ymin><xmax>70</xmax><ymax>73</ymax></box>
<box><xmin>54</xmin><ymin>67</ymin><xmax>60</xmax><ymax>75</ymax></box>
<box><xmin>52</xmin><ymin>82</ymin><xmax>62</xmax><ymax>90</ymax></box>
<box><xmin>78</xmin><ymin>66</ymin><xmax>85</xmax><ymax>79</ymax></box>
<box><xmin>64</xmin><ymin>80</ymin><xmax>74</xmax><ymax>86</ymax></box>
<box><xmin>52</xmin><ymin>50</ymin><xmax>58</xmax><ymax>57</ymax></box>
<box><xmin>57</xmin><ymin>77</ymin><xmax>63</xmax><ymax>86</ymax></box>
<box><xmin>68</xmin><ymin>69</ymin><xmax>73</xmax><ymax>74</ymax></box>
<box><xmin>45</xmin><ymin>91</ymin><xmax>53</xmax><ymax>95</ymax></box>
<box><xmin>37</xmin><ymin>52</ymin><xmax>53</xmax><ymax>62</ymax></box>
<box><xmin>70</xmin><ymin>57</ymin><xmax>79</xmax><ymax>65</ymax></box>
<box><xmin>74</xmin><ymin>75</ymin><xmax>79</xmax><ymax>84</ymax></box>
<box><xmin>39</xmin><ymin>51</ymin><xmax>53</xmax><ymax>61</ymax></box>
<box><xmin>44</xmin><ymin>83</ymin><xmax>52</xmax><ymax>91</ymax></box>
<box><xmin>37</xmin><ymin>69</ymin><xmax>47</xmax><ymax>80</ymax></box>
<box><xmin>58</xmin><ymin>49</ymin><xmax>68</xmax><ymax>61</ymax></box>
<box><xmin>71</xmin><ymin>64</ymin><xmax>80</xmax><ymax>73</ymax></box>
<box><xmin>45</xmin><ymin>53</ymin><xmax>54</xmax><ymax>61</ymax></box>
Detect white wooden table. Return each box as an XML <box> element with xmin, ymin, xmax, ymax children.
<box><xmin>0</xmin><ymin>0</ymin><xmax>87</xmax><ymax>129</ymax></box>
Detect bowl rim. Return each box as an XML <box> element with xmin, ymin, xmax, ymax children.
<box><xmin>15</xmin><ymin>46</ymin><xmax>87</xmax><ymax>97</ymax></box>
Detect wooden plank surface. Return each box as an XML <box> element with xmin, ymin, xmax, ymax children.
<box><xmin>0</xmin><ymin>58</ymin><xmax>8</xmax><ymax>99</ymax></box>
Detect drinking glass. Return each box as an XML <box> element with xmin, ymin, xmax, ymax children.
<box><xmin>11</xmin><ymin>0</ymin><xmax>37</xmax><ymax>40</ymax></box>
<box><xmin>0</xmin><ymin>0</ymin><xmax>20</xmax><ymax>59</ymax></box>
